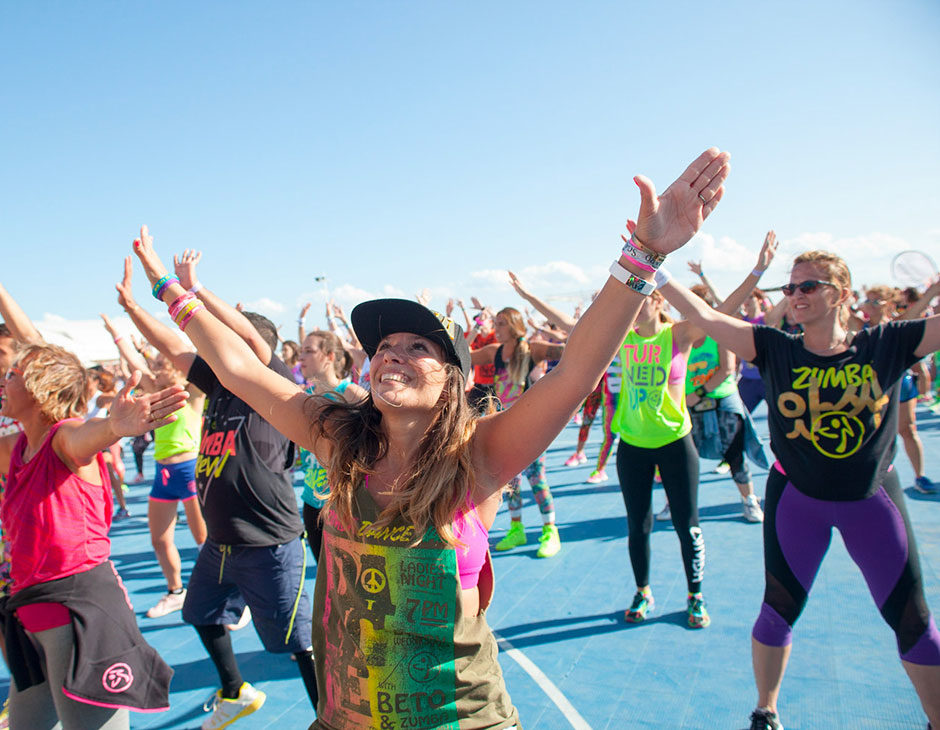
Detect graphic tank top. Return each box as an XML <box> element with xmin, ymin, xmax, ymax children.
<box><xmin>312</xmin><ymin>485</ymin><xmax>519</xmax><ymax>729</ymax></box>
<box><xmin>612</xmin><ymin>324</ymin><xmax>691</xmax><ymax>448</ymax></box>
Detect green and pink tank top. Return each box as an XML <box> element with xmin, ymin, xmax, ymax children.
<box><xmin>685</xmin><ymin>336</ymin><xmax>737</xmax><ymax>399</ymax></box>
<box><xmin>612</xmin><ymin>324</ymin><xmax>691</xmax><ymax>449</ymax></box>
<box><xmin>311</xmin><ymin>485</ymin><xmax>518</xmax><ymax>729</ymax></box>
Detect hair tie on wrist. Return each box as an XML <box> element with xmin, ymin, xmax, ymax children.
<box><xmin>751</xmin><ymin>268</ymin><xmax>765</xmax><ymax>277</ymax></box>
<box><xmin>189</xmin><ymin>281</ymin><xmax>204</xmax><ymax>294</ymax></box>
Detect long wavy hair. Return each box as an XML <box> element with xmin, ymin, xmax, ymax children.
<box><xmin>308</xmin><ymin>362</ymin><xmax>479</xmax><ymax>547</ymax></box>
<box><xmin>496</xmin><ymin>307</ymin><xmax>531</xmax><ymax>387</ymax></box>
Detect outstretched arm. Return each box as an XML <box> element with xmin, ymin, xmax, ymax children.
<box><xmin>509</xmin><ymin>272</ymin><xmax>577</xmax><ymax>334</ymax></box>
<box><xmin>474</xmin><ymin>148</ymin><xmax>731</xmax><ymax>490</ymax></box>
<box><xmin>116</xmin><ymin>256</ymin><xmax>196</xmax><ymax>377</ymax></box>
<box><xmin>0</xmin><ymin>282</ymin><xmax>43</xmax><ymax>343</ymax></box>
<box><xmin>687</xmin><ymin>260</ymin><xmax>722</xmax><ymax>303</ymax></box>
<box><xmin>100</xmin><ymin>313</ymin><xmax>156</xmax><ymax>389</ymax></box>
<box><xmin>132</xmin><ymin>227</ymin><xmax>323</xmax><ymax>457</ymax></box>
<box><xmin>298</xmin><ymin>302</ymin><xmax>311</xmax><ymax>343</ymax></box>
<box><xmin>899</xmin><ymin>277</ymin><xmax>940</xmax><ymax>322</ymax></box>
<box><xmin>661</xmin><ymin>277</ymin><xmax>757</xmax><ymax>361</ymax></box>
<box><xmin>174</xmin><ymin>249</ymin><xmax>272</xmax><ymax>365</ymax></box>
<box><xmin>54</xmin><ymin>372</ymin><xmax>187</xmax><ymax>468</ymax></box>
<box><xmin>914</xmin><ymin>315</ymin><xmax>940</xmax><ymax>359</ymax></box>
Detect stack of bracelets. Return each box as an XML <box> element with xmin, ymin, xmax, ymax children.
<box><xmin>608</xmin><ymin>232</ymin><xmax>671</xmax><ymax>295</ymax></box>
<box><xmin>152</xmin><ymin>274</ymin><xmax>206</xmax><ymax>330</ymax></box>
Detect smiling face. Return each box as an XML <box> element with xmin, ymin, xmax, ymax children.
<box><xmin>1</xmin><ymin>362</ymin><xmax>34</xmax><ymax>420</ymax></box>
<box><xmin>370</xmin><ymin>332</ymin><xmax>448</xmax><ymax>412</ymax></box>
<box><xmin>785</xmin><ymin>262</ymin><xmax>846</xmax><ymax>326</ymax></box>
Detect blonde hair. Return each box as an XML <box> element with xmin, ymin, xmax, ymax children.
<box><xmin>496</xmin><ymin>307</ymin><xmax>531</xmax><ymax>387</ymax></box>
<box><xmin>310</xmin><ymin>364</ymin><xmax>479</xmax><ymax>548</ymax></box>
<box><xmin>648</xmin><ymin>290</ymin><xmax>673</xmax><ymax>324</ymax></box>
<box><xmin>864</xmin><ymin>284</ymin><xmax>899</xmax><ymax>305</ymax></box>
<box><xmin>16</xmin><ymin>343</ymin><xmax>89</xmax><ymax>423</ymax></box>
<box><xmin>792</xmin><ymin>250</ymin><xmax>852</xmax><ymax>325</ymax></box>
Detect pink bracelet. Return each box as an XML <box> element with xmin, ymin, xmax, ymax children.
<box><xmin>178</xmin><ymin>303</ymin><xmax>205</xmax><ymax>331</ymax></box>
<box><xmin>621</xmin><ymin>252</ymin><xmax>657</xmax><ymax>273</ymax></box>
<box><xmin>168</xmin><ymin>292</ymin><xmax>197</xmax><ymax>320</ymax></box>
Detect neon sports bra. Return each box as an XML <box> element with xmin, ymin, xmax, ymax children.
<box><xmin>453</xmin><ymin>507</ymin><xmax>488</xmax><ymax>590</ymax></box>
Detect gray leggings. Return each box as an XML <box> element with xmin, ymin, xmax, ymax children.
<box><xmin>9</xmin><ymin>623</ymin><xmax>129</xmax><ymax>730</ymax></box>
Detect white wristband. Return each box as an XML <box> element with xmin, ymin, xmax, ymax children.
<box><xmin>654</xmin><ymin>267</ymin><xmax>672</xmax><ymax>288</ymax></box>
<box><xmin>188</xmin><ymin>281</ymin><xmax>204</xmax><ymax>294</ymax></box>
<box><xmin>609</xmin><ymin>260</ymin><xmax>656</xmax><ymax>296</ymax></box>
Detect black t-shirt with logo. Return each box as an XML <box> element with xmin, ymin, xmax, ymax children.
<box><xmin>751</xmin><ymin>320</ymin><xmax>925</xmax><ymax>501</ymax></box>
<box><xmin>187</xmin><ymin>354</ymin><xmax>302</xmax><ymax>546</ymax></box>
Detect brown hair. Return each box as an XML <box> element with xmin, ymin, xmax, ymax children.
<box><xmin>496</xmin><ymin>307</ymin><xmax>531</xmax><ymax>387</ymax></box>
<box><xmin>306</xmin><ymin>330</ymin><xmax>353</xmax><ymax>380</ymax></box>
<box><xmin>16</xmin><ymin>343</ymin><xmax>89</xmax><ymax>423</ymax></box>
<box><xmin>310</xmin><ymin>363</ymin><xmax>478</xmax><ymax>548</ymax></box>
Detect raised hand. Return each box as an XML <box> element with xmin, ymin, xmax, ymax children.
<box><xmin>446</xmin><ymin>298</ymin><xmax>455</xmax><ymax>317</ymax></box>
<box><xmin>628</xmin><ymin>147</ymin><xmax>730</xmax><ymax>256</ymax></box>
<box><xmin>755</xmin><ymin>231</ymin><xmax>778</xmax><ymax>272</ymax></box>
<box><xmin>687</xmin><ymin>260</ymin><xmax>703</xmax><ymax>276</ymax></box>
<box><xmin>132</xmin><ymin>225</ymin><xmax>171</xmax><ymax>289</ymax></box>
<box><xmin>300</xmin><ymin>302</ymin><xmax>312</xmax><ymax>319</ymax></box>
<box><xmin>108</xmin><ymin>370</ymin><xmax>189</xmax><ymax>437</ymax></box>
<box><xmin>115</xmin><ymin>257</ymin><xmax>139</xmax><ymax>312</ymax></box>
<box><xmin>173</xmin><ymin>249</ymin><xmax>202</xmax><ymax>290</ymax></box>
<box><xmin>100</xmin><ymin>313</ymin><xmax>119</xmax><ymax>338</ymax></box>
<box><xmin>508</xmin><ymin>271</ymin><xmax>529</xmax><ymax>298</ymax></box>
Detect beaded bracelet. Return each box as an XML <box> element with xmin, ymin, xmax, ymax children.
<box><xmin>152</xmin><ymin>275</ymin><xmax>179</xmax><ymax>301</ymax></box>
<box><xmin>621</xmin><ymin>232</ymin><xmax>667</xmax><ymax>270</ymax></box>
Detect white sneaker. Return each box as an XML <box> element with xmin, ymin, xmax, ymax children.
<box><xmin>742</xmin><ymin>495</ymin><xmax>764</xmax><ymax>523</ymax></box>
<box><xmin>225</xmin><ymin>605</ymin><xmax>252</xmax><ymax>631</ymax></box>
<box><xmin>202</xmin><ymin>682</ymin><xmax>266</xmax><ymax>729</ymax></box>
<box><xmin>655</xmin><ymin>503</ymin><xmax>671</xmax><ymax>522</ymax></box>
<box><xmin>147</xmin><ymin>589</ymin><xmax>186</xmax><ymax>618</ymax></box>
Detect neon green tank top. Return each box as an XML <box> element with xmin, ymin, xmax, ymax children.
<box><xmin>153</xmin><ymin>404</ymin><xmax>201</xmax><ymax>461</ymax></box>
<box><xmin>686</xmin><ymin>336</ymin><xmax>737</xmax><ymax>399</ymax></box>
<box><xmin>612</xmin><ymin>324</ymin><xmax>691</xmax><ymax>448</ymax></box>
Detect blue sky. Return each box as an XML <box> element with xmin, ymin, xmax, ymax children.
<box><xmin>2</xmin><ymin>1</ymin><xmax>939</xmax><ymax>361</ymax></box>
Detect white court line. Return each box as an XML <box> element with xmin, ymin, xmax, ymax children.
<box><xmin>495</xmin><ymin>633</ymin><xmax>593</xmax><ymax>730</ymax></box>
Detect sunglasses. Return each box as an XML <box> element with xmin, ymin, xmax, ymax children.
<box><xmin>863</xmin><ymin>297</ymin><xmax>887</xmax><ymax>307</ymax></box>
<box><xmin>4</xmin><ymin>367</ymin><xmax>22</xmax><ymax>381</ymax></box>
<box><xmin>781</xmin><ymin>280</ymin><xmax>838</xmax><ymax>297</ymax></box>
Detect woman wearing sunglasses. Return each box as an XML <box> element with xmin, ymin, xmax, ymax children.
<box><xmin>659</xmin><ymin>251</ymin><xmax>940</xmax><ymax>730</ymax></box>
<box><xmin>129</xmin><ymin>147</ymin><xmax>730</xmax><ymax>729</ymax></box>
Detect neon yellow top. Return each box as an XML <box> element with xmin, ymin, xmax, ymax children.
<box><xmin>153</xmin><ymin>404</ymin><xmax>201</xmax><ymax>461</ymax></box>
<box><xmin>612</xmin><ymin>324</ymin><xmax>691</xmax><ymax>448</ymax></box>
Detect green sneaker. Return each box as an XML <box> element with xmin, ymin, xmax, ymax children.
<box><xmin>624</xmin><ymin>589</ymin><xmax>654</xmax><ymax>623</ymax></box>
<box><xmin>494</xmin><ymin>521</ymin><xmax>526</xmax><ymax>551</ymax></box>
<box><xmin>536</xmin><ymin>524</ymin><xmax>561</xmax><ymax>558</ymax></box>
<box><xmin>687</xmin><ymin>593</ymin><xmax>710</xmax><ymax>628</ymax></box>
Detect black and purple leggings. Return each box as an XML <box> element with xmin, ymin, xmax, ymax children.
<box><xmin>753</xmin><ymin>465</ymin><xmax>940</xmax><ymax>665</ymax></box>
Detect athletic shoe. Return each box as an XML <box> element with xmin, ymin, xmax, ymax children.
<box><xmin>147</xmin><ymin>589</ymin><xmax>187</xmax><ymax>618</ymax></box>
<box><xmin>714</xmin><ymin>461</ymin><xmax>731</xmax><ymax>475</ymax></box>
<box><xmin>536</xmin><ymin>524</ymin><xmax>561</xmax><ymax>558</ymax></box>
<box><xmin>687</xmin><ymin>593</ymin><xmax>710</xmax><ymax>629</ymax></box>
<box><xmin>121</xmin><ymin>483</ymin><xmax>130</xmax><ymax>494</ymax></box>
<box><xmin>564</xmin><ymin>452</ymin><xmax>587</xmax><ymax>467</ymax></box>
<box><xmin>132</xmin><ymin>473</ymin><xmax>147</xmax><ymax>484</ymax></box>
<box><xmin>749</xmin><ymin>707</ymin><xmax>783</xmax><ymax>730</ymax></box>
<box><xmin>226</xmin><ymin>606</ymin><xmax>252</xmax><ymax>632</ymax></box>
<box><xmin>114</xmin><ymin>507</ymin><xmax>131</xmax><ymax>520</ymax></box>
<box><xmin>586</xmin><ymin>469</ymin><xmax>608</xmax><ymax>484</ymax></box>
<box><xmin>202</xmin><ymin>682</ymin><xmax>266</xmax><ymax>729</ymax></box>
<box><xmin>494</xmin><ymin>522</ymin><xmax>526</xmax><ymax>551</ymax></box>
<box><xmin>624</xmin><ymin>590</ymin><xmax>654</xmax><ymax>623</ymax></box>
<box><xmin>742</xmin><ymin>495</ymin><xmax>765</xmax><ymax>523</ymax></box>
<box><xmin>914</xmin><ymin>476</ymin><xmax>938</xmax><ymax>494</ymax></box>
<box><xmin>655</xmin><ymin>503</ymin><xmax>671</xmax><ymax>522</ymax></box>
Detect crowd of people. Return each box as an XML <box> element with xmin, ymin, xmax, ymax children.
<box><xmin>0</xmin><ymin>147</ymin><xmax>938</xmax><ymax>730</ymax></box>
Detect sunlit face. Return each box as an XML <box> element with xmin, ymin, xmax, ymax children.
<box><xmin>370</xmin><ymin>332</ymin><xmax>448</xmax><ymax>412</ymax></box>
<box><xmin>785</xmin><ymin>263</ymin><xmax>845</xmax><ymax>325</ymax></box>
<box><xmin>0</xmin><ymin>336</ymin><xmax>15</xmax><ymax>376</ymax></box>
<box><xmin>743</xmin><ymin>296</ymin><xmax>761</xmax><ymax>319</ymax></box>
<box><xmin>152</xmin><ymin>354</ymin><xmax>185</xmax><ymax>390</ymax></box>
<box><xmin>859</xmin><ymin>291</ymin><xmax>893</xmax><ymax>324</ymax></box>
<box><xmin>299</xmin><ymin>336</ymin><xmax>333</xmax><ymax>380</ymax></box>
<box><xmin>634</xmin><ymin>294</ymin><xmax>663</xmax><ymax>326</ymax></box>
<box><xmin>0</xmin><ymin>363</ymin><xmax>34</xmax><ymax>420</ymax></box>
<box><xmin>493</xmin><ymin>315</ymin><xmax>514</xmax><ymax>344</ymax></box>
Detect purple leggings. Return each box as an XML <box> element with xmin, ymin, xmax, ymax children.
<box><xmin>753</xmin><ymin>466</ymin><xmax>940</xmax><ymax>665</ymax></box>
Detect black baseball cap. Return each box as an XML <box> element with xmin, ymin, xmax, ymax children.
<box><xmin>351</xmin><ymin>299</ymin><xmax>471</xmax><ymax>379</ymax></box>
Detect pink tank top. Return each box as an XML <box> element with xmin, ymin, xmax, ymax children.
<box><xmin>1</xmin><ymin>419</ymin><xmax>112</xmax><ymax>593</ymax></box>
<box><xmin>453</xmin><ymin>507</ymin><xmax>488</xmax><ymax>590</ymax></box>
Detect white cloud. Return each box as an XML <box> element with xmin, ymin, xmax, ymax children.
<box><xmin>242</xmin><ymin>297</ymin><xmax>285</xmax><ymax>314</ymax></box>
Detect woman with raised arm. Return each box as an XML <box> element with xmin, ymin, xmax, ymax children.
<box><xmin>657</xmin><ymin>251</ymin><xmax>940</xmax><ymax>730</ymax></box>
<box><xmin>613</xmin><ymin>230</ymin><xmax>776</xmax><ymax>629</ymax></box>
<box><xmin>132</xmin><ymin>147</ymin><xmax>730</xmax><ymax>730</ymax></box>
<box><xmin>102</xmin><ymin>309</ymin><xmax>208</xmax><ymax>619</ymax></box>
<box><xmin>296</xmin><ymin>329</ymin><xmax>366</xmax><ymax>560</ymax></box>
<box><xmin>0</xmin><ymin>343</ymin><xmax>185</xmax><ymax>729</ymax></box>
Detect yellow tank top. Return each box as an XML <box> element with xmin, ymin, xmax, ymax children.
<box><xmin>153</xmin><ymin>404</ymin><xmax>201</xmax><ymax>461</ymax></box>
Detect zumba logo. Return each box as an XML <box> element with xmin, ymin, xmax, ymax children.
<box><xmin>811</xmin><ymin>411</ymin><xmax>864</xmax><ymax>459</ymax></box>
<box><xmin>407</xmin><ymin>651</ymin><xmax>440</xmax><ymax>683</ymax></box>
<box><xmin>102</xmin><ymin>662</ymin><xmax>134</xmax><ymax>693</ymax></box>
